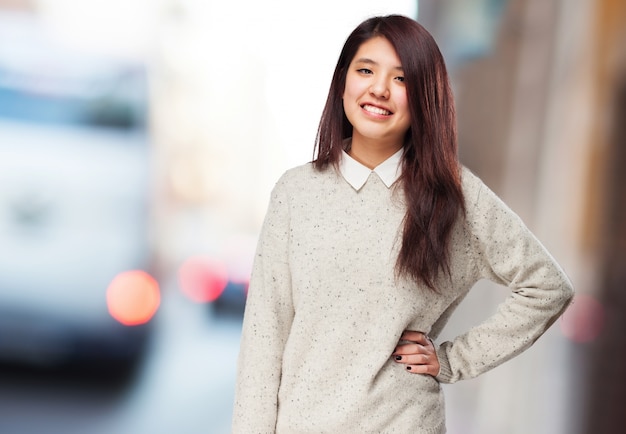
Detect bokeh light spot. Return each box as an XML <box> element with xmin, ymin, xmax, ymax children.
<box><xmin>106</xmin><ymin>270</ymin><xmax>160</xmax><ymax>326</ymax></box>
<box><xmin>560</xmin><ymin>294</ymin><xmax>605</xmax><ymax>343</ymax></box>
<box><xmin>178</xmin><ymin>255</ymin><xmax>228</xmax><ymax>303</ymax></box>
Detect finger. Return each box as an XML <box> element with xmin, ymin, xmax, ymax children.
<box><xmin>404</xmin><ymin>333</ymin><xmax>435</xmax><ymax>352</ymax></box>
<box><xmin>400</xmin><ymin>330</ymin><xmax>430</xmax><ymax>345</ymax></box>
<box><xmin>405</xmin><ymin>363</ymin><xmax>439</xmax><ymax>376</ymax></box>
<box><xmin>392</xmin><ymin>343</ymin><xmax>425</xmax><ymax>355</ymax></box>
<box><xmin>393</xmin><ymin>353</ymin><xmax>431</xmax><ymax>365</ymax></box>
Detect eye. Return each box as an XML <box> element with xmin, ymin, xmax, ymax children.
<box><xmin>395</xmin><ymin>76</ymin><xmax>405</xmax><ymax>83</ymax></box>
<box><xmin>357</xmin><ymin>68</ymin><xmax>373</xmax><ymax>75</ymax></box>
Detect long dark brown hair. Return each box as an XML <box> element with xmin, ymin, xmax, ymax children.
<box><xmin>313</xmin><ymin>15</ymin><xmax>465</xmax><ymax>290</ymax></box>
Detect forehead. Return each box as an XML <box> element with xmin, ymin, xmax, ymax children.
<box><xmin>351</xmin><ymin>36</ymin><xmax>402</xmax><ymax>67</ymax></box>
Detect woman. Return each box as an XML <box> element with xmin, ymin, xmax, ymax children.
<box><xmin>232</xmin><ymin>15</ymin><xmax>573</xmax><ymax>433</ymax></box>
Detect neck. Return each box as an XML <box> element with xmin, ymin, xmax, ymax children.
<box><xmin>348</xmin><ymin>137</ymin><xmax>402</xmax><ymax>169</ymax></box>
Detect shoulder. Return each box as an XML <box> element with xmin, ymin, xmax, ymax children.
<box><xmin>459</xmin><ymin>165</ymin><xmax>484</xmax><ymax>205</ymax></box>
<box><xmin>459</xmin><ymin>165</ymin><xmax>508</xmax><ymax>213</ymax></box>
<box><xmin>277</xmin><ymin>162</ymin><xmax>315</xmax><ymax>183</ymax></box>
<box><xmin>274</xmin><ymin>162</ymin><xmax>338</xmax><ymax>193</ymax></box>
<box><xmin>459</xmin><ymin>165</ymin><xmax>529</xmax><ymax>241</ymax></box>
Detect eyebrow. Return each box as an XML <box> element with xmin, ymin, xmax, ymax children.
<box><xmin>354</xmin><ymin>58</ymin><xmax>404</xmax><ymax>71</ymax></box>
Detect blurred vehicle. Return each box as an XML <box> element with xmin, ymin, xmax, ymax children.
<box><xmin>177</xmin><ymin>251</ymin><xmax>250</xmax><ymax>317</ymax></box>
<box><xmin>0</xmin><ymin>13</ymin><xmax>158</xmax><ymax>372</ymax></box>
<box><xmin>213</xmin><ymin>281</ymin><xmax>248</xmax><ymax>316</ymax></box>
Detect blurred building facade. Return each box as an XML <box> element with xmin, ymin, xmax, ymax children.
<box><xmin>420</xmin><ymin>0</ymin><xmax>626</xmax><ymax>433</ymax></box>
<box><xmin>581</xmin><ymin>1</ymin><xmax>626</xmax><ymax>433</ymax></box>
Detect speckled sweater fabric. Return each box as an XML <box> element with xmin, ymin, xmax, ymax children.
<box><xmin>232</xmin><ymin>163</ymin><xmax>573</xmax><ymax>434</ymax></box>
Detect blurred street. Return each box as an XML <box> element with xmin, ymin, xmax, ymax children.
<box><xmin>0</xmin><ymin>286</ymin><xmax>243</xmax><ymax>434</ymax></box>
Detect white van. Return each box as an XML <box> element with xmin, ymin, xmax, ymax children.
<box><xmin>0</xmin><ymin>13</ymin><xmax>157</xmax><ymax>371</ymax></box>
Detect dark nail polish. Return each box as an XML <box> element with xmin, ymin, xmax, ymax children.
<box><xmin>406</xmin><ymin>366</ymin><xmax>412</xmax><ymax>371</ymax></box>
<box><xmin>395</xmin><ymin>356</ymin><xmax>402</xmax><ymax>361</ymax></box>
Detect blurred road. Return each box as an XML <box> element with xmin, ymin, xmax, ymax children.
<box><xmin>0</xmin><ymin>284</ymin><xmax>243</xmax><ymax>434</ymax></box>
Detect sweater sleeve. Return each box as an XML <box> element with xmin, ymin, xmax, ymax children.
<box><xmin>435</xmin><ymin>174</ymin><xmax>574</xmax><ymax>384</ymax></box>
<box><xmin>232</xmin><ymin>175</ymin><xmax>294</xmax><ymax>433</ymax></box>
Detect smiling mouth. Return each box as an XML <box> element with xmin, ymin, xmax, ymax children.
<box><xmin>362</xmin><ymin>104</ymin><xmax>392</xmax><ymax>116</ymax></box>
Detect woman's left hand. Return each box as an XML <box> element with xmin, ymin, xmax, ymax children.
<box><xmin>392</xmin><ymin>330</ymin><xmax>440</xmax><ymax>376</ymax></box>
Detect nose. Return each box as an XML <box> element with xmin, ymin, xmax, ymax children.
<box><xmin>369</xmin><ymin>78</ymin><xmax>390</xmax><ymax>99</ymax></box>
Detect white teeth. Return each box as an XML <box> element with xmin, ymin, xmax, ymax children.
<box><xmin>363</xmin><ymin>104</ymin><xmax>391</xmax><ymax>116</ymax></box>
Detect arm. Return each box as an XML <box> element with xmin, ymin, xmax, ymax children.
<box><xmin>435</xmin><ymin>175</ymin><xmax>574</xmax><ymax>384</ymax></box>
<box><xmin>232</xmin><ymin>177</ymin><xmax>294</xmax><ymax>433</ymax></box>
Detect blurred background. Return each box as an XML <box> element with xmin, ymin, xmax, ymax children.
<box><xmin>0</xmin><ymin>0</ymin><xmax>623</xmax><ymax>433</ymax></box>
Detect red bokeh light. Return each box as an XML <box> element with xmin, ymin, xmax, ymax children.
<box><xmin>178</xmin><ymin>255</ymin><xmax>228</xmax><ymax>303</ymax></box>
<box><xmin>560</xmin><ymin>293</ymin><xmax>605</xmax><ymax>343</ymax></box>
<box><xmin>106</xmin><ymin>270</ymin><xmax>160</xmax><ymax>326</ymax></box>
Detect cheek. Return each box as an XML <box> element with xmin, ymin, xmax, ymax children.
<box><xmin>342</xmin><ymin>99</ymin><xmax>355</xmax><ymax>126</ymax></box>
<box><xmin>398</xmin><ymin>95</ymin><xmax>411</xmax><ymax>119</ymax></box>
<box><xmin>342</xmin><ymin>81</ymin><xmax>354</xmax><ymax>100</ymax></box>
<box><xmin>398</xmin><ymin>91</ymin><xmax>409</xmax><ymax>110</ymax></box>
<box><xmin>343</xmin><ymin>75</ymin><xmax>366</xmax><ymax>101</ymax></box>
<box><xmin>398</xmin><ymin>95</ymin><xmax>412</xmax><ymax>129</ymax></box>
<box><xmin>342</xmin><ymin>82</ymin><xmax>359</xmax><ymax>117</ymax></box>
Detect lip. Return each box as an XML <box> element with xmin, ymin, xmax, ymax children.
<box><xmin>360</xmin><ymin>103</ymin><xmax>393</xmax><ymax>117</ymax></box>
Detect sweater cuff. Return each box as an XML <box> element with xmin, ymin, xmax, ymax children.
<box><xmin>434</xmin><ymin>343</ymin><xmax>453</xmax><ymax>383</ymax></box>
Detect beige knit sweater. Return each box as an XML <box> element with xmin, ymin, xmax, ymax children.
<box><xmin>232</xmin><ymin>163</ymin><xmax>573</xmax><ymax>434</ymax></box>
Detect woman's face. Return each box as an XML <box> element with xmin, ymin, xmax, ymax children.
<box><xmin>343</xmin><ymin>36</ymin><xmax>411</xmax><ymax>151</ymax></box>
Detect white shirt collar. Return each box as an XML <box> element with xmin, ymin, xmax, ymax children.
<box><xmin>339</xmin><ymin>147</ymin><xmax>403</xmax><ymax>191</ymax></box>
